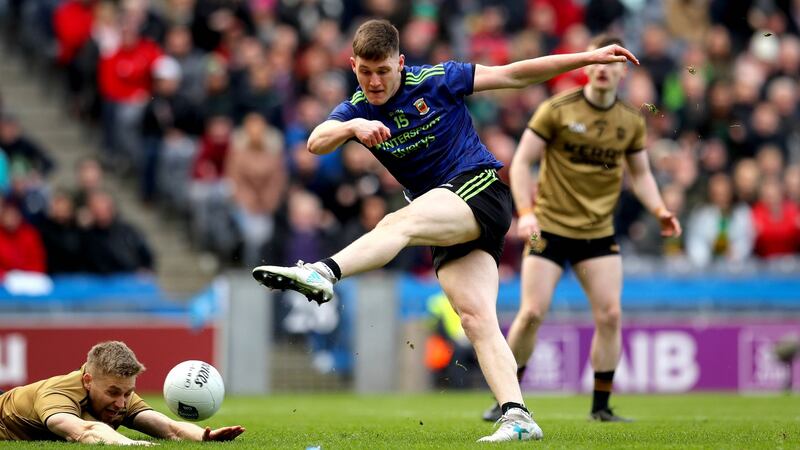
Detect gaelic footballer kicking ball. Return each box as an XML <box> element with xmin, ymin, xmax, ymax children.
<box><xmin>163</xmin><ymin>360</ymin><xmax>225</xmax><ymax>421</ymax></box>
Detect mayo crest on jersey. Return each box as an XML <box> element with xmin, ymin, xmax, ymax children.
<box><xmin>328</xmin><ymin>61</ymin><xmax>502</xmax><ymax>197</ymax></box>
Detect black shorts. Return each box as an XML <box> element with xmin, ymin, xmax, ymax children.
<box><xmin>431</xmin><ymin>168</ymin><xmax>513</xmax><ymax>272</ymax></box>
<box><xmin>528</xmin><ymin>230</ymin><xmax>620</xmax><ymax>268</ymax></box>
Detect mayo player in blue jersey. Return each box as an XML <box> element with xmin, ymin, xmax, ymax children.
<box><xmin>253</xmin><ymin>19</ymin><xmax>638</xmax><ymax>442</ymax></box>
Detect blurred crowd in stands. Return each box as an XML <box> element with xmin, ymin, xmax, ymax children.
<box><xmin>1</xmin><ymin>0</ymin><xmax>800</xmax><ymax>279</ymax></box>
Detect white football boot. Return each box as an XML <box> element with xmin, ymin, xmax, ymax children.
<box><xmin>252</xmin><ymin>261</ymin><xmax>334</xmax><ymax>305</ymax></box>
<box><xmin>477</xmin><ymin>407</ymin><xmax>543</xmax><ymax>443</ymax></box>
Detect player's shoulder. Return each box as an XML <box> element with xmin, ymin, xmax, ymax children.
<box><xmin>404</xmin><ymin>62</ymin><xmax>448</xmax><ymax>86</ymax></box>
<box><xmin>38</xmin><ymin>369</ymin><xmax>85</xmax><ymax>395</ymax></box>
<box><xmin>548</xmin><ymin>88</ymin><xmax>584</xmax><ymax>110</ymax></box>
<box><xmin>347</xmin><ymin>89</ymin><xmax>368</xmax><ymax>106</ymax></box>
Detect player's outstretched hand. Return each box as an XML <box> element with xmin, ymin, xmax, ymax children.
<box><xmin>656</xmin><ymin>207</ymin><xmax>682</xmax><ymax>237</ymax></box>
<box><xmin>202</xmin><ymin>425</ymin><xmax>246</xmax><ymax>441</ymax></box>
<box><xmin>589</xmin><ymin>44</ymin><xmax>639</xmax><ymax>65</ymax></box>
<box><xmin>353</xmin><ymin>118</ymin><xmax>391</xmax><ymax>147</ymax></box>
<box><xmin>517</xmin><ymin>211</ymin><xmax>541</xmax><ymax>242</ymax></box>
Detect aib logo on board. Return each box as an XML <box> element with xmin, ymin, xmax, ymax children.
<box><xmin>414</xmin><ymin>98</ymin><xmax>430</xmax><ymax>115</ymax></box>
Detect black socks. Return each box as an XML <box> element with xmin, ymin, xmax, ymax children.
<box><xmin>592</xmin><ymin>370</ymin><xmax>615</xmax><ymax>413</ymax></box>
<box><xmin>501</xmin><ymin>402</ymin><xmax>529</xmax><ymax>415</ymax></box>
<box><xmin>317</xmin><ymin>258</ymin><xmax>341</xmax><ymax>282</ymax></box>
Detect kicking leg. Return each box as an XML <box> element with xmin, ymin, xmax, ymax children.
<box><xmin>254</xmin><ymin>189</ymin><xmax>480</xmax><ymax>302</ymax></box>
<box><xmin>330</xmin><ymin>188</ymin><xmax>480</xmax><ymax>277</ymax></box>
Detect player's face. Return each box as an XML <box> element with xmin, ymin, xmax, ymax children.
<box><xmin>83</xmin><ymin>372</ymin><xmax>136</xmax><ymax>425</ymax></box>
<box><xmin>585</xmin><ymin>59</ymin><xmax>627</xmax><ymax>92</ymax></box>
<box><xmin>350</xmin><ymin>53</ymin><xmax>405</xmax><ymax>105</ymax></box>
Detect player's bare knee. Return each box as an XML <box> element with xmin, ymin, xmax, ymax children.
<box><xmin>458</xmin><ymin>309</ymin><xmax>494</xmax><ymax>340</ymax></box>
<box><xmin>518</xmin><ymin>305</ymin><xmax>547</xmax><ymax>330</ymax></box>
<box><xmin>594</xmin><ymin>305</ymin><xmax>621</xmax><ymax>331</ymax></box>
<box><xmin>375</xmin><ymin>210</ymin><xmax>415</xmax><ymax>236</ymax></box>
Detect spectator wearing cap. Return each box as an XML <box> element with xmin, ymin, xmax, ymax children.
<box><xmin>140</xmin><ymin>55</ymin><xmax>203</xmax><ymax>202</ymax></box>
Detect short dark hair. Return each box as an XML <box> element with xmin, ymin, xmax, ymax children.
<box><xmin>589</xmin><ymin>34</ymin><xmax>624</xmax><ymax>50</ymax></box>
<box><xmin>352</xmin><ymin>19</ymin><xmax>399</xmax><ymax>60</ymax></box>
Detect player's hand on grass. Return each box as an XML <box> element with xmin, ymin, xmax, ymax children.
<box><xmin>202</xmin><ymin>425</ymin><xmax>246</xmax><ymax>441</ymax></box>
<box><xmin>353</xmin><ymin>118</ymin><xmax>391</xmax><ymax>147</ymax></box>
<box><xmin>589</xmin><ymin>44</ymin><xmax>639</xmax><ymax>65</ymax></box>
<box><xmin>655</xmin><ymin>207</ymin><xmax>682</xmax><ymax>237</ymax></box>
<box><xmin>517</xmin><ymin>211</ymin><xmax>541</xmax><ymax>242</ymax></box>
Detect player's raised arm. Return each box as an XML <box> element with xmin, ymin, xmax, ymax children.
<box><xmin>46</xmin><ymin>412</ymin><xmax>154</xmax><ymax>445</ymax></box>
<box><xmin>130</xmin><ymin>409</ymin><xmax>245</xmax><ymax>442</ymax></box>
<box><xmin>473</xmin><ymin>44</ymin><xmax>639</xmax><ymax>92</ymax></box>
<box><xmin>308</xmin><ymin>119</ymin><xmax>391</xmax><ymax>154</ymax></box>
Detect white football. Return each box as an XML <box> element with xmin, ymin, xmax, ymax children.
<box><xmin>163</xmin><ymin>360</ymin><xmax>225</xmax><ymax>421</ymax></box>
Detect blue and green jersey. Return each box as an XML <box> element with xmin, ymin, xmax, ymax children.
<box><xmin>328</xmin><ymin>61</ymin><xmax>502</xmax><ymax>198</ymax></box>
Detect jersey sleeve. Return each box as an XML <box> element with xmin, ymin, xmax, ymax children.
<box><xmin>121</xmin><ymin>393</ymin><xmax>153</xmax><ymax>428</ymax></box>
<box><xmin>443</xmin><ymin>61</ymin><xmax>475</xmax><ymax>97</ymax></box>
<box><xmin>527</xmin><ymin>100</ymin><xmax>557</xmax><ymax>142</ymax></box>
<box><xmin>34</xmin><ymin>390</ymin><xmax>81</xmax><ymax>425</ymax></box>
<box><xmin>328</xmin><ymin>98</ymin><xmax>361</xmax><ymax>122</ymax></box>
<box><xmin>627</xmin><ymin>113</ymin><xmax>647</xmax><ymax>154</ymax></box>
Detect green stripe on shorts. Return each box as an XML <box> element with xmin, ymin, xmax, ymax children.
<box><xmin>456</xmin><ymin>170</ymin><xmax>497</xmax><ymax>201</ymax></box>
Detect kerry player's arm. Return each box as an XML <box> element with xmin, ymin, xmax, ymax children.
<box><xmin>130</xmin><ymin>409</ymin><xmax>245</xmax><ymax>441</ymax></box>
<box><xmin>509</xmin><ymin>129</ymin><xmax>546</xmax><ymax>240</ymax></box>
<box><xmin>624</xmin><ymin>150</ymin><xmax>682</xmax><ymax>237</ymax></box>
<box><xmin>473</xmin><ymin>44</ymin><xmax>639</xmax><ymax>92</ymax></box>
<box><xmin>46</xmin><ymin>413</ymin><xmax>153</xmax><ymax>445</ymax></box>
<box><xmin>308</xmin><ymin>119</ymin><xmax>391</xmax><ymax>154</ymax></box>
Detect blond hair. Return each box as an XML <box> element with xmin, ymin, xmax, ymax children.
<box><xmin>352</xmin><ymin>19</ymin><xmax>399</xmax><ymax>60</ymax></box>
<box><xmin>86</xmin><ymin>341</ymin><xmax>145</xmax><ymax>378</ymax></box>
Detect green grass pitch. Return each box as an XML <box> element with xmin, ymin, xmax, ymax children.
<box><xmin>5</xmin><ymin>392</ymin><xmax>799</xmax><ymax>448</ymax></box>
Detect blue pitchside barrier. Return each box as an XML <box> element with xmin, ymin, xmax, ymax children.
<box><xmin>398</xmin><ymin>272</ymin><xmax>800</xmax><ymax>320</ymax></box>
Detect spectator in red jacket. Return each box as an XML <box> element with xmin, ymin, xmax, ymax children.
<box><xmin>98</xmin><ymin>13</ymin><xmax>162</xmax><ymax>173</ymax></box>
<box><xmin>0</xmin><ymin>199</ymin><xmax>46</xmax><ymax>276</ymax></box>
<box><xmin>751</xmin><ymin>177</ymin><xmax>800</xmax><ymax>258</ymax></box>
<box><xmin>53</xmin><ymin>0</ymin><xmax>95</xmax><ymax>66</ymax></box>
